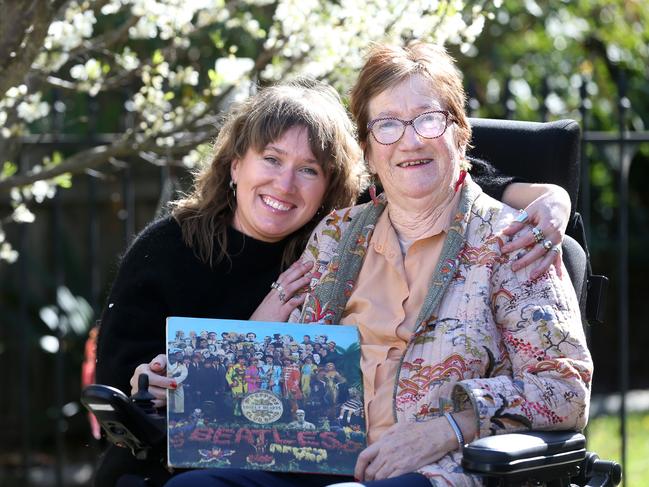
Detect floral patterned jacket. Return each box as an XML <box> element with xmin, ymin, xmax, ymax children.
<box><xmin>289</xmin><ymin>178</ymin><xmax>593</xmax><ymax>485</ymax></box>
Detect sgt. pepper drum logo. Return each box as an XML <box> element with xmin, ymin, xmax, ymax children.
<box><xmin>240</xmin><ymin>390</ymin><xmax>284</xmax><ymax>424</ymax></box>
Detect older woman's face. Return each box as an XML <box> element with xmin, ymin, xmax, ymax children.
<box><xmin>366</xmin><ymin>74</ymin><xmax>461</xmax><ymax>207</ymax></box>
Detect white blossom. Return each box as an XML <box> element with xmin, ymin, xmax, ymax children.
<box><xmin>40</xmin><ymin>336</ymin><xmax>60</xmax><ymax>354</ymax></box>
<box><xmin>101</xmin><ymin>0</ymin><xmax>126</xmax><ymax>15</ymax></box>
<box><xmin>182</xmin><ymin>143</ymin><xmax>211</xmax><ymax>169</ymax></box>
<box><xmin>17</xmin><ymin>92</ymin><xmax>50</xmax><ymax>123</ymax></box>
<box><xmin>0</xmin><ymin>243</ymin><xmax>19</xmax><ymax>263</ymax></box>
<box><xmin>12</xmin><ymin>204</ymin><xmax>36</xmax><ymax>223</ymax></box>
<box><xmin>130</xmin><ymin>16</ymin><xmax>159</xmax><ymax>39</ymax></box>
<box><xmin>31</xmin><ymin>180</ymin><xmax>57</xmax><ymax>203</ymax></box>
<box><xmin>116</xmin><ymin>47</ymin><xmax>140</xmax><ymax>71</ymax></box>
<box><xmin>45</xmin><ymin>7</ymin><xmax>96</xmax><ymax>51</ymax></box>
<box><xmin>214</xmin><ymin>57</ymin><xmax>255</xmax><ymax>85</ymax></box>
<box><xmin>70</xmin><ymin>58</ymin><xmax>103</xmax><ymax>81</ymax></box>
<box><xmin>167</xmin><ymin>66</ymin><xmax>199</xmax><ymax>87</ymax></box>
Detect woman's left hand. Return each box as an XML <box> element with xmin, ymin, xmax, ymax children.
<box><xmin>249</xmin><ymin>260</ymin><xmax>313</xmax><ymax>322</ymax></box>
<box><xmin>354</xmin><ymin>417</ymin><xmax>454</xmax><ymax>481</ymax></box>
<box><xmin>500</xmin><ymin>186</ymin><xmax>571</xmax><ymax>280</ymax></box>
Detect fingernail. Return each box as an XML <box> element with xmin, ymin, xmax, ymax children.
<box><xmin>170</xmin><ymin>381</ymin><xmax>177</xmax><ymax>389</ymax></box>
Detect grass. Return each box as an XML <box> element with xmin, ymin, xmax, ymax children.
<box><xmin>587</xmin><ymin>412</ymin><xmax>649</xmax><ymax>486</ymax></box>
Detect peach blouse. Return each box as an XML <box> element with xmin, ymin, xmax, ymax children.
<box><xmin>340</xmin><ymin>191</ymin><xmax>461</xmax><ymax>443</ymax></box>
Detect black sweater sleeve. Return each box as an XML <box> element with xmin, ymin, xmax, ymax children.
<box><xmin>95</xmin><ymin>219</ymin><xmax>177</xmax><ymax>395</ymax></box>
<box><xmin>469</xmin><ymin>156</ymin><xmax>524</xmax><ymax>202</ymax></box>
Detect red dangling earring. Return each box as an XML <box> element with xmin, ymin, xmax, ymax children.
<box><xmin>454</xmin><ymin>170</ymin><xmax>467</xmax><ymax>192</ymax></box>
<box><xmin>369</xmin><ymin>183</ymin><xmax>380</xmax><ymax>206</ymax></box>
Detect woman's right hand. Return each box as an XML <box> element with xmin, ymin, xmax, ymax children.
<box><xmin>129</xmin><ymin>354</ymin><xmax>176</xmax><ymax>408</ymax></box>
<box><xmin>250</xmin><ymin>260</ymin><xmax>314</xmax><ymax>322</ymax></box>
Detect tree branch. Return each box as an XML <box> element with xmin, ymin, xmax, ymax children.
<box><xmin>0</xmin><ymin>0</ymin><xmax>67</xmax><ymax>97</ymax></box>
<box><xmin>0</xmin><ymin>138</ymin><xmax>134</xmax><ymax>192</ymax></box>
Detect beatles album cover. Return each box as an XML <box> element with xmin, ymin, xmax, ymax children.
<box><xmin>166</xmin><ymin>317</ymin><xmax>366</xmax><ymax>475</ymax></box>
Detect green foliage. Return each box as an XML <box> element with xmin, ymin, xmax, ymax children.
<box><xmin>459</xmin><ymin>0</ymin><xmax>649</xmax><ymax>234</ymax></box>
<box><xmin>1</xmin><ymin>161</ymin><xmax>17</xmax><ymax>180</ymax></box>
<box><xmin>588</xmin><ymin>412</ymin><xmax>649</xmax><ymax>487</ymax></box>
<box><xmin>461</xmin><ymin>0</ymin><xmax>649</xmax><ymax>126</ymax></box>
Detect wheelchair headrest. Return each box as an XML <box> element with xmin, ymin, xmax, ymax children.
<box><xmin>468</xmin><ymin>118</ymin><xmax>581</xmax><ymax>212</ymax></box>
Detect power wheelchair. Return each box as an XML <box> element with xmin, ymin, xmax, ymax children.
<box><xmin>83</xmin><ymin>118</ymin><xmax>620</xmax><ymax>487</ymax></box>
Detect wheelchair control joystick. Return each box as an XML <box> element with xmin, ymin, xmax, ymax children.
<box><xmin>131</xmin><ymin>374</ymin><xmax>157</xmax><ymax>415</ymax></box>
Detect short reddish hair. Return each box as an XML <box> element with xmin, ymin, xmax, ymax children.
<box><xmin>349</xmin><ymin>42</ymin><xmax>471</xmax><ymax>155</ymax></box>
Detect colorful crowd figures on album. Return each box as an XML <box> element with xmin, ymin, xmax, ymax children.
<box><xmin>166</xmin><ymin>317</ymin><xmax>366</xmax><ymax>475</ymax></box>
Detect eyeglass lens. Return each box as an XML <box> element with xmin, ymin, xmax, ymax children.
<box><xmin>372</xmin><ymin>111</ymin><xmax>448</xmax><ymax>144</ymax></box>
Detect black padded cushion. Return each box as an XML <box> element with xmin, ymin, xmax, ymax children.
<box><xmin>462</xmin><ymin>431</ymin><xmax>586</xmax><ymax>475</ymax></box>
<box><xmin>468</xmin><ymin>118</ymin><xmax>581</xmax><ymax>214</ymax></box>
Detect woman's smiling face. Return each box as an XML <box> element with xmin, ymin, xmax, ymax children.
<box><xmin>230</xmin><ymin>125</ymin><xmax>328</xmax><ymax>242</ymax></box>
<box><xmin>365</xmin><ymin>74</ymin><xmax>462</xmax><ymax>208</ymax></box>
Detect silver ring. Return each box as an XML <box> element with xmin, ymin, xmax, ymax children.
<box><xmin>514</xmin><ymin>209</ymin><xmax>529</xmax><ymax>223</ymax></box>
<box><xmin>550</xmin><ymin>244</ymin><xmax>561</xmax><ymax>255</ymax></box>
<box><xmin>542</xmin><ymin>239</ymin><xmax>553</xmax><ymax>251</ymax></box>
<box><xmin>271</xmin><ymin>280</ymin><xmax>286</xmax><ymax>298</ymax></box>
<box><xmin>531</xmin><ymin>227</ymin><xmax>545</xmax><ymax>244</ymax></box>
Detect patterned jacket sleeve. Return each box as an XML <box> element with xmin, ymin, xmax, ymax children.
<box><xmin>288</xmin><ymin>206</ymin><xmax>362</xmax><ymax>323</ymax></box>
<box><xmin>287</xmin><ymin>213</ymin><xmax>334</xmax><ymax>324</ymax></box>
<box><xmin>453</xmin><ymin>220</ymin><xmax>593</xmax><ymax>438</ymax></box>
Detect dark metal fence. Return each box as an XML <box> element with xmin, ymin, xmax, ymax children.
<box><xmin>1</xmin><ymin>76</ymin><xmax>648</xmax><ymax>486</ymax></box>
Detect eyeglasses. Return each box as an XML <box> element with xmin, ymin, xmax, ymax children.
<box><xmin>367</xmin><ymin>110</ymin><xmax>455</xmax><ymax>145</ymax></box>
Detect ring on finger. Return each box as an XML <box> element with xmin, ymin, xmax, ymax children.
<box><xmin>550</xmin><ymin>244</ymin><xmax>561</xmax><ymax>255</ymax></box>
<box><xmin>515</xmin><ymin>209</ymin><xmax>529</xmax><ymax>223</ymax></box>
<box><xmin>270</xmin><ymin>281</ymin><xmax>280</xmax><ymax>290</ymax></box>
<box><xmin>531</xmin><ymin>226</ymin><xmax>545</xmax><ymax>244</ymax></box>
<box><xmin>542</xmin><ymin>239</ymin><xmax>553</xmax><ymax>251</ymax></box>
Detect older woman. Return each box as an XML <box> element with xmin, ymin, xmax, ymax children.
<box><xmin>163</xmin><ymin>45</ymin><xmax>591</xmax><ymax>487</ymax></box>
<box><xmin>293</xmin><ymin>43</ymin><xmax>591</xmax><ymax>485</ymax></box>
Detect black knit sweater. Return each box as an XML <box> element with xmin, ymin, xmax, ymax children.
<box><xmin>95</xmin><ymin>218</ymin><xmax>287</xmax><ymax>395</ymax></box>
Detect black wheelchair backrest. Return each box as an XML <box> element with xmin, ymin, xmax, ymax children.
<box><xmin>468</xmin><ymin>118</ymin><xmax>581</xmax><ymax>214</ymax></box>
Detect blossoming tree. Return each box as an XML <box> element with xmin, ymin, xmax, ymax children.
<box><xmin>0</xmin><ymin>0</ymin><xmax>496</xmax><ymax>262</ymax></box>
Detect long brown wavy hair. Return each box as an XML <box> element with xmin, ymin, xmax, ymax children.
<box><xmin>172</xmin><ymin>78</ymin><xmax>367</xmax><ymax>268</ymax></box>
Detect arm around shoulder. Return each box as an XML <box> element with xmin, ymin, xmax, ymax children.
<box><xmin>501</xmin><ymin>182</ymin><xmax>571</xmax><ymax>217</ymax></box>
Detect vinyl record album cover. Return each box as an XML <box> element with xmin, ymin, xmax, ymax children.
<box><xmin>166</xmin><ymin>317</ymin><xmax>365</xmax><ymax>475</ymax></box>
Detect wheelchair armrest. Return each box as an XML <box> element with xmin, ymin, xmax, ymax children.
<box><xmin>81</xmin><ymin>384</ymin><xmax>166</xmax><ymax>460</ymax></box>
<box><xmin>462</xmin><ymin>430</ymin><xmax>586</xmax><ymax>481</ymax></box>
